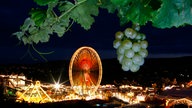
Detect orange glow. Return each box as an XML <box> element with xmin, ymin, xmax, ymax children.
<box><xmin>84</xmin><ymin>72</ymin><xmax>92</xmax><ymax>86</ymax></box>
<box><xmin>80</xmin><ymin>58</ymin><xmax>92</xmax><ymax>70</ymax></box>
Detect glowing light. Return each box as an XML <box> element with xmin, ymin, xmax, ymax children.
<box><xmin>136</xmin><ymin>94</ymin><xmax>146</xmax><ymax>102</ymax></box>
<box><xmin>80</xmin><ymin>59</ymin><xmax>91</xmax><ymax>70</ymax></box>
<box><xmin>54</xmin><ymin>83</ymin><xmax>60</xmax><ymax>90</ymax></box>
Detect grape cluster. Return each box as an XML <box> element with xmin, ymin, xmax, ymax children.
<box><xmin>113</xmin><ymin>25</ymin><xmax>148</xmax><ymax>72</ymax></box>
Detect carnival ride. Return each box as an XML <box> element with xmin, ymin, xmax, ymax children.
<box><xmin>69</xmin><ymin>46</ymin><xmax>102</xmax><ymax>96</ymax></box>
<box><xmin>16</xmin><ymin>81</ymin><xmax>52</xmax><ymax>103</ymax></box>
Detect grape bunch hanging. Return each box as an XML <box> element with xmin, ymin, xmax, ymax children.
<box><xmin>113</xmin><ymin>25</ymin><xmax>148</xmax><ymax>72</ymax></box>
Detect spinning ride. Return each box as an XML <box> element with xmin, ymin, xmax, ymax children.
<box><xmin>69</xmin><ymin>46</ymin><xmax>102</xmax><ymax>95</ymax></box>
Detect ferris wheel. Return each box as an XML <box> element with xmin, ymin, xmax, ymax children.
<box><xmin>69</xmin><ymin>46</ymin><xmax>102</xmax><ymax>95</ymax></box>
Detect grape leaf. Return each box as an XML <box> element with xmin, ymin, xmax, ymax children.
<box><xmin>22</xmin><ymin>36</ymin><xmax>31</xmax><ymax>45</ymax></box>
<box><xmin>20</xmin><ymin>17</ymin><xmax>35</xmax><ymax>31</ymax></box>
<box><xmin>52</xmin><ymin>23</ymin><xmax>66</xmax><ymax>37</ymax></box>
<box><xmin>59</xmin><ymin>15</ymin><xmax>70</xmax><ymax>28</ymax></box>
<box><xmin>29</xmin><ymin>27</ymin><xmax>51</xmax><ymax>44</ymax></box>
<box><xmin>111</xmin><ymin>0</ymin><xmax>132</xmax><ymax>7</ymax></box>
<box><xmin>31</xmin><ymin>34</ymin><xmax>41</xmax><ymax>44</ymax></box>
<box><xmin>152</xmin><ymin>0</ymin><xmax>192</xmax><ymax>28</ymax></box>
<box><xmin>28</xmin><ymin>26</ymin><xmax>38</xmax><ymax>34</ymax></box>
<box><xmin>33</xmin><ymin>0</ymin><xmax>58</xmax><ymax>6</ymax></box>
<box><xmin>126</xmin><ymin>1</ymin><xmax>154</xmax><ymax>25</ymax></box>
<box><xmin>99</xmin><ymin>0</ymin><xmax>117</xmax><ymax>13</ymax></box>
<box><xmin>42</xmin><ymin>17</ymin><xmax>56</xmax><ymax>27</ymax></box>
<box><xmin>12</xmin><ymin>32</ymin><xmax>24</xmax><ymax>40</ymax></box>
<box><xmin>58</xmin><ymin>1</ymin><xmax>74</xmax><ymax>12</ymax></box>
<box><xmin>118</xmin><ymin>7</ymin><xmax>131</xmax><ymax>26</ymax></box>
<box><xmin>111</xmin><ymin>0</ymin><xmax>155</xmax><ymax>26</ymax></box>
<box><xmin>69</xmin><ymin>0</ymin><xmax>99</xmax><ymax>30</ymax></box>
<box><xmin>30</xmin><ymin>8</ymin><xmax>47</xmax><ymax>26</ymax></box>
<box><xmin>39</xmin><ymin>27</ymin><xmax>51</xmax><ymax>43</ymax></box>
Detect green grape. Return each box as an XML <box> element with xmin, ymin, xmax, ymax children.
<box><xmin>117</xmin><ymin>53</ymin><xmax>124</xmax><ymax>64</ymax></box>
<box><xmin>132</xmin><ymin>54</ymin><xmax>143</xmax><ymax>65</ymax></box>
<box><xmin>113</xmin><ymin>39</ymin><xmax>121</xmax><ymax>49</ymax></box>
<box><xmin>115</xmin><ymin>31</ymin><xmax>124</xmax><ymax>40</ymax></box>
<box><xmin>122</xmin><ymin>39</ymin><xmax>132</xmax><ymax>49</ymax></box>
<box><xmin>138</xmin><ymin>58</ymin><xmax>144</xmax><ymax>66</ymax></box>
<box><xmin>124</xmin><ymin>28</ymin><xmax>137</xmax><ymax>39</ymax></box>
<box><xmin>124</xmin><ymin>28</ymin><xmax>135</xmax><ymax>38</ymax></box>
<box><xmin>130</xmin><ymin>64</ymin><xmax>140</xmax><ymax>72</ymax></box>
<box><xmin>117</xmin><ymin>45</ymin><xmax>125</xmax><ymax>55</ymax></box>
<box><xmin>132</xmin><ymin>42</ymin><xmax>141</xmax><ymax>52</ymax></box>
<box><xmin>140</xmin><ymin>40</ymin><xmax>148</xmax><ymax>49</ymax></box>
<box><xmin>139</xmin><ymin>48</ymin><xmax>148</xmax><ymax>58</ymax></box>
<box><xmin>122</xmin><ymin>57</ymin><xmax>133</xmax><ymax>67</ymax></box>
<box><xmin>124</xmin><ymin>49</ymin><xmax>135</xmax><ymax>58</ymax></box>
<box><xmin>129</xmin><ymin>30</ymin><xmax>137</xmax><ymax>39</ymax></box>
<box><xmin>135</xmin><ymin>33</ymin><xmax>142</xmax><ymax>40</ymax></box>
<box><xmin>122</xmin><ymin>64</ymin><xmax>130</xmax><ymax>71</ymax></box>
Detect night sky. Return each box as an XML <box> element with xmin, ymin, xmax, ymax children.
<box><xmin>1</xmin><ymin>1</ymin><xmax>192</xmax><ymax>64</ymax></box>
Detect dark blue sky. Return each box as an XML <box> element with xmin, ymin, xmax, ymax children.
<box><xmin>1</xmin><ymin>1</ymin><xmax>192</xmax><ymax>64</ymax></box>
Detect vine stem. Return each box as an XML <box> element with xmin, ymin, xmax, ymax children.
<box><xmin>51</xmin><ymin>10</ymin><xmax>58</xmax><ymax>18</ymax></box>
<box><xmin>66</xmin><ymin>20</ymin><xmax>74</xmax><ymax>32</ymax></box>
<box><xmin>31</xmin><ymin>44</ymin><xmax>54</xmax><ymax>55</ymax></box>
<box><xmin>31</xmin><ymin>44</ymin><xmax>54</xmax><ymax>62</ymax></box>
<box><xmin>58</xmin><ymin>0</ymin><xmax>87</xmax><ymax>19</ymax></box>
<box><xmin>20</xmin><ymin>44</ymin><xmax>38</xmax><ymax>61</ymax></box>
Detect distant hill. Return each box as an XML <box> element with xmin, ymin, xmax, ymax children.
<box><xmin>0</xmin><ymin>56</ymin><xmax>192</xmax><ymax>85</ymax></box>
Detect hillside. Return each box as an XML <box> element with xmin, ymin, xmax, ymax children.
<box><xmin>0</xmin><ymin>56</ymin><xmax>192</xmax><ymax>86</ymax></box>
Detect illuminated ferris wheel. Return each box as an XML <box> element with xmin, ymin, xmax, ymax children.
<box><xmin>69</xmin><ymin>46</ymin><xmax>102</xmax><ymax>95</ymax></box>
